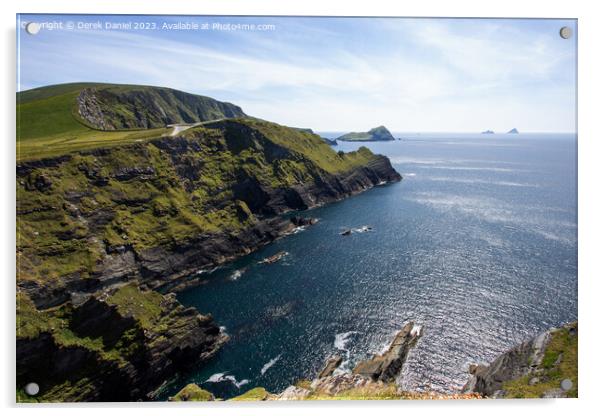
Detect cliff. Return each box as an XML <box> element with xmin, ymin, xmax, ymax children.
<box><xmin>16</xmin><ymin>84</ymin><xmax>401</xmax><ymax>402</ymax></box>
<box><xmin>337</xmin><ymin>126</ymin><xmax>395</xmax><ymax>142</ymax></box>
<box><xmin>17</xmin><ymin>118</ymin><xmax>400</xmax><ymax>309</ymax></box>
<box><xmin>17</xmin><ymin>284</ymin><xmax>226</xmax><ymax>402</ymax></box>
<box><xmin>18</xmin><ymin>82</ymin><xmax>245</xmax><ymax>135</ymax></box>
<box><xmin>463</xmin><ymin>321</ymin><xmax>577</xmax><ymax>398</ymax></box>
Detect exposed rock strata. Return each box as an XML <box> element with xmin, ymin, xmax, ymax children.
<box><xmin>463</xmin><ymin>321</ymin><xmax>577</xmax><ymax>398</ymax></box>
<box><xmin>352</xmin><ymin>322</ymin><xmax>423</xmax><ymax>382</ymax></box>
<box><xmin>77</xmin><ymin>87</ymin><xmax>245</xmax><ymax>130</ymax></box>
<box><xmin>17</xmin><ymin>285</ymin><xmax>227</xmax><ymax>402</ymax></box>
<box><xmin>18</xmin><ymin>130</ymin><xmax>400</xmax><ymax>309</ymax></box>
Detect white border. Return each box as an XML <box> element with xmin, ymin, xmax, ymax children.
<box><xmin>2</xmin><ymin>1</ymin><xmax>601</xmax><ymax>416</ymax></box>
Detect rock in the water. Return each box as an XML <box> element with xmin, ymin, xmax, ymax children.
<box><xmin>352</xmin><ymin>322</ymin><xmax>422</xmax><ymax>382</ymax></box>
<box><xmin>318</xmin><ymin>355</ymin><xmax>343</xmax><ymax>379</ymax></box>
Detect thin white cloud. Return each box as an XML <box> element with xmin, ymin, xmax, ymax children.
<box><xmin>19</xmin><ymin>18</ymin><xmax>576</xmax><ymax>132</ymax></box>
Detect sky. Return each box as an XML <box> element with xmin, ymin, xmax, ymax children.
<box><xmin>17</xmin><ymin>15</ymin><xmax>577</xmax><ymax>132</ymax></box>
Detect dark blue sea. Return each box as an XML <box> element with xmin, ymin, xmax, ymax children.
<box><xmin>168</xmin><ymin>133</ymin><xmax>577</xmax><ymax>399</ymax></box>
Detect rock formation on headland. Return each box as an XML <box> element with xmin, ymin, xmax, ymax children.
<box><xmin>507</xmin><ymin>128</ymin><xmax>519</xmax><ymax>134</ymax></box>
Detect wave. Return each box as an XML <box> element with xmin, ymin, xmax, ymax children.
<box><xmin>228</xmin><ymin>268</ymin><xmax>247</xmax><ymax>281</ymax></box>
<box><xmin>334</xmin><ymin>331</ymin><xmax>358</xmax><ymax>351</ymax></box>
<box><xmin>352</xmin><ymin>225</ymin><xmax>373</xmax><ymax>233</ymax></box>
<box><xmin>333</xmin><ymin>331</ymin><xmax>358</xmax><ymax>374</ymax></box>
<box><xmin>260</xmin><ymin>354</ymin><xmax>282</xmax><ymax>376</ymax></box>
<box><xmin>196</xmin><ymin>266</ymin><xmax>221</xmax><ymax>275</ymax></box>
<box><xmin>205</xmin><ymin>372</ymin><xmax>249</xmax><ymax>388</ymax></box>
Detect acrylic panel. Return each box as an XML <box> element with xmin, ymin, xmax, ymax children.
<box><xmin>16</xmin><ymin>14</ymin><xmax>577</xmax><ymax>402</ymax></box>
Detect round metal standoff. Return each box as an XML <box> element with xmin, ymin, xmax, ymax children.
<box><xmin>25</xmin><ymin>22</ymin><xmax>41</xmax><ymax>35</ymax></box>
<box><xmin>560</xmin><ymin>378</ymin><xmax>573</xmax><ymax>391</ymax></box>
<box><xmin>559</xmin><ymin>26</ymin><xmax>572</xmax><ymax>39</ymax></box>
<box><xmin>24</xmin><ymin>382</ymin><xmax>40</xmax><ymax>396</ymax></box>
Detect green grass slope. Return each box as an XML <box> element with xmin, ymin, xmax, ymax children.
<box><xmin>16</xmin><ymin>83</ymin><xmax>245</xmax><ymax>161</ymax></box>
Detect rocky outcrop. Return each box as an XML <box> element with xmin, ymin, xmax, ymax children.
<box><xmin>353</xmin><ymin>322</ymin><xmax>423</xmax><ymax>382</ymax></box>
<box><xmin>279</xmin><ymin>322</ymin><xmax>422</xmax><ymax>398</ymax></box>
<box><xmin>318</xmin><ymin>355</ymin><xmax>343</xmax><ymax>378</ymax></box>
<box><xmin>226</xmin><ymin>323</ymin><xmax>478</xmax><ymax>401</ymax></box>
<box><xmin>77</xmin><ymin>86</ymin><xmax>245</xmax><ymax>130</ymax></box>
<box><xmin>463</xmin><ymin>322</ymin><xmax>577</xmax><ymax>398</ymax></box>
<box><xmin>17</xmin><ymin>284</ymin><xmax>227</xmax><ymax>402</ymax></box>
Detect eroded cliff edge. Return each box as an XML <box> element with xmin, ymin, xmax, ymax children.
<box><xmin>463</xmin><ymin>321</ymin><xmax>577</xmax><ymax>398</ymax></box>
<box><xmin>16</xmin><ymin>117</ymin><xmax>401</xmax><ymax>401</ymax></box>
<box><xmin>17</xmin><ymin>118</ymin><xmax>400</xmax><ymax>308</ymax></box>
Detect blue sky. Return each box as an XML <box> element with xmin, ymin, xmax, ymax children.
<box><xmin>17</xmin><ymin>15</ymin><xmax>576</xmax><ymax>132</ymax></box>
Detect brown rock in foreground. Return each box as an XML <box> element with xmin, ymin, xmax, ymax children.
<box><xmin>353</xmin><ymin>322</ymin><xmax>423</xmax><ymax>382</ymax></box>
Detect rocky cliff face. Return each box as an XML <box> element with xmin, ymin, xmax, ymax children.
<box><xmin>17</xmin><ymin>284</ymin><xmax>227</xmax><ymax>402</ymax></box>
<box><xmin>17</xmin><ymin>119</ymin><xmax>400</xmax><ymax>309</ymax></box>
<box><xmin>463</xmin><ymin>321</ymin><xmax>577</xmax><ymax>398</ymax></box>
<box><xmin>77</xmin><ymin>86</ymin><xmax>245</xmax><ymax>130</ymax></box>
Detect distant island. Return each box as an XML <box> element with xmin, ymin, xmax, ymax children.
<box><xmin>482</xmin><ymin>128</ymin><xmax>519</xmax><ymax>135</ymax></box>
<box><xmin>337</xmin><ymin>125</ymin><xmax>395</xmax><ymax>142</ymax></box>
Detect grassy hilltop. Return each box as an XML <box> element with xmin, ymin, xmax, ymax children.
<box><xmin>16</xmin><ymin>83</ymin><xmax>244</xmax><ymax>160</ymax></box>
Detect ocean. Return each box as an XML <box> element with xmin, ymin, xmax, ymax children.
<box><xmin>166</xmin><ymin>132</ymin><xmax>577</xmax><ymax>399</ymax></box>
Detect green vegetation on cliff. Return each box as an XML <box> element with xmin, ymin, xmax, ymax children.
<box><xmin>170</xmin><ymin>384</ymin><xmax>215</xmax><ymax>401</ymax></box>
<box><xmin>16</xmin><ymin>82</ymin><xmax>245</xmax><ymax>161</ymax></box>
<box><xmin>230</xmin><ymin>387</ymin><xmax>271</xmax><ymax>401</ymax></box>
<box><xmin>17</xmin><ymin>283</ymin><xmax>223</xmax><ymax>402</ymax></box>
<box><xmin>503</xmin><ymin>323</ymin><xmax>578</xmax><ymax>398</ymax></box>
<box><xmin>16</xmin><ymin>83</ymin><xmax>400</xmax><ymax>402</ymax></box>
<box><xmin>17</xmin><ymin>115</ymin><xmax>385</xmax><ymax>283</ymax></box>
